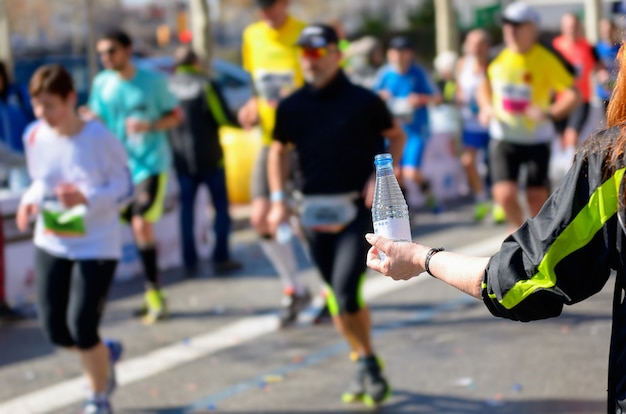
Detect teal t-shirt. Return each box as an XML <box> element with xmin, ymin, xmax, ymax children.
<box><xmin>88</xmin><ymin>68</ymin><xmax>178</xmax><ymax>183</ymax></box>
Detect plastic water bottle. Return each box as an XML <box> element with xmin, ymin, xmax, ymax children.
<box><xmin>372</xmin><ymin>153</ymin><xmax>412</xmax><ymax>258</ymax></box>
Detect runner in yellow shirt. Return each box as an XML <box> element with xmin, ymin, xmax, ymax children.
<box><xmin>477</xmin><ymin>2</ymin><xmax>579</xmax><ymax>229</ymax></box>
<box><xmin>238</xmin><ymin>0</ymin><xmax>312</xmax><ymax>327</ymax></box>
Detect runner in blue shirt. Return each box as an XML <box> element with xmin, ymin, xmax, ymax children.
<box><xmin>0</xmin><ymin>60</ymin><xmax>35</xmax><ymax>153</ymax></box>
<box><xmin>85</xmin><ymin>30</ymin><xmax>181</xmax><ymax>325</ymax></box>
<box><xmin>374</xmin><ymin>36</ymin><xmax>441</xmax><ymax>212</ymax></box>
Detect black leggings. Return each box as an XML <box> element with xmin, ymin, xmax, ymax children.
<box><xmin>35</xmin><ymin>248</ymin><xmax>117</xmax><ymax>350</ymax></box>
<box><xmin>305</xmin><ymin>203</ymin><xmax>371</xmax><ymax>315</ymax></box>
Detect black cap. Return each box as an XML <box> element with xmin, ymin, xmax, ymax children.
<box><xmin>296</xmin><ymin>24</ymin><xmax>339</xmax><ymax>48</ymax></box>
<box><xmin>256</xmin><ymin>0</ymin><xmax>278</xmax><ymax>8</ymax></box>
<box><xmin>388</xmin><ymin>36</ymin><xmax>414</xmax><ymax>50</ymax></box>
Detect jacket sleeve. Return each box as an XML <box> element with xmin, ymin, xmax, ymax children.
<box><xmin>482</xmin><ymin>141</ymin><xmax>620</xmax><ymax>321</ymax></box>
<box><xmin>81</xmin><ymin>128</ymin><xmax>134</xmax><ymax>214</ymax></box>
<box><xmin>206</xmin><ymin>81</ymin><xmax>239</xmax><ymax>128</ymax></box>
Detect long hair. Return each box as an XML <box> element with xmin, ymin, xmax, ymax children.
<box><xmin>606</xmin><ymin>45</ymin><xmax>626</xmax><ymax>167</ymax></box>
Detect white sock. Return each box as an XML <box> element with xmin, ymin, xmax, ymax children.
<box><xmin>260</xmin><ymin>239</ymin><xmax>305</xmax><ymax>295</ymax></box>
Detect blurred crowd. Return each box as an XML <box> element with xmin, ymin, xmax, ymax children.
<box><xmin>0</xmin><ymin>0</ymin><xmax>622</xmax><ymax>412</ymax></box>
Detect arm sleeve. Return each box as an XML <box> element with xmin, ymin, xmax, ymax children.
<box><xmin>207</xmin><ymin>81</ymin><xmax>239</xmax><ymax>127</ymax></box>
<box><xmin>545</xmin><ymin>47</ymin><xmax>576</xmax><ymax>93</ymax></box>
<box><xmin>19</xmin><ymin>122</ymin><xmax>46</xmax><ymax>206</ymax></box>
<box><xmin>482</xmin><ymin>138</ymin><xmax>619</xmax><ymax>322</ymax></box>
<box><xmin>413</xmin><ymin>67</ymin><xmax>438</xmax><ymax>95</ymax></box>
<box><xmin>242</xmin><ymin>29</ymin><xmax>252</xmax><ymax>73</ymax></box>
<box><xmin>81</xmin><ymin>127</ymin><xmax>134</xmax><ymax>213</ymax></box>
<box><xmin>88</xmin><ymin>76</ymin><xmax>105</xmax><ymax>118</ymax></box>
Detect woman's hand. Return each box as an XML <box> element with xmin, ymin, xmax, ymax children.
<box><xmin>365</xmin><ymin>233</ymin><xmax>429</xmax><ymax>280</ymax></box>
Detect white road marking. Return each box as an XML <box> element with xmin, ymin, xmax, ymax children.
<box><xmin>0</xmin><ymin>233</ymin><xmax>506</xmax><ymax>414</ymax></box>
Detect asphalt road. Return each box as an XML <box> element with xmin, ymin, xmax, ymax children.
<box><xmin>0</xmin><ymin>199</ymin><xmax>614</xmax><ymax>414</ymax></box>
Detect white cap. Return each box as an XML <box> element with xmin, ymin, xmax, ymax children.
<box><xmin>502</xmin><ymin>2</ymin><xmax>541</xmax><ymax>26</ymax></box>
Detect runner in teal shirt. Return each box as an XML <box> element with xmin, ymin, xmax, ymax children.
<box><xmin>86</xmin><ymin>30</ymin><xmax>181</xmax><ymax>325</ymax></box>
<box><xmin>89</xmin><ymin>67</ymin><xmax>177</xmax><ymax>184</ymax></box>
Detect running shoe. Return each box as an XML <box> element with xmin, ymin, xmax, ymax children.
<box><xmin>361</xmin><ymin>355</ymin><xmax>391</xmax><ymax>407</ymax></box>
<box><xmin>474</xmin><ymin>202</ymin><xmax>490</xmax><ymax>222</ymax></box>
<box><xmin>80</xmin><ymin>398</ymin><xmax>112</xmax><ymax>414</ymax></box>
<box><xmin>342</xmin><ymin>355</ymin><xmax>388</xmax><ymax>404</ymax></box>
<box><xmin>492</xmin><ymin>204</ymin><xmax>506</xmax><ymax>224</ymax></box>
<box><xmin>342</xmin><ymin>360</ymin><xmax>365</xmax><ymax>403</ymax></box>
<box><xmin>103</xmin><ymin>339</ymin><xmax>123</xmax><ymax>396</ymax></box>
<box><xmin>142</xmin><ymin>289</ymin><xmax>168</xmax><ymax>325</ymax></box>
<box><xmin>279</xmin><ymin>288</ymin><xmax>311</xmax><ymax>328</ymax></box>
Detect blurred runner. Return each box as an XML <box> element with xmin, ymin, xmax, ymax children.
<box><xmin>455</xmin><ymin>29</ymin><xmax>494</xmax><ymax>222</ymax></box>
<box><xmin>85</xmin><ymin>30</ymin><xmax>181</xmax><ymax>325</ymax></box>
<box><xmin>17</xmin><ymin>64</ymin><xmax>132</xmax><ymax>414</ymax></box>
<box><xmin>238</xmin><ymin>0</ymin><xmax>318</xmax><ymax>327</ymax></box>
<box><xmin>374</xmin><ymin>36</ymin><xmax>442</xmax><ymax>212</ymax></box>
<box><xmin>267</xmin><ymin>24</ymin><xmax>405</xmax><ymax>406</ymax></box>
<box><xmin>552</xmin><ymin>13</ymin><xmax>605</xmax><ymax>149</ymax></box>
<box><xmin>478</xmin><ymin>2</ymin><xmax>579</xmax><ymax>229</ymax></box>
<box><xmin>0</xmin><ymin>60</ymin><xmax>35</xmax><ymax>154</ymax></box>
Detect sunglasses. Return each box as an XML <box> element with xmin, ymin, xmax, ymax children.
<box><xmin>98</xmin><ymin>47</ymin><xmax>117</xmax><ymax>56</ymax></box>
<box><xmin>502</xmin><ymin>19</ymin><xmax>527</xmax><ymax>28</ymax></box>
<box><xmin>301</xmin><ymin>47</ymin><xmax>328</xmax><ymax>59</ymax></box>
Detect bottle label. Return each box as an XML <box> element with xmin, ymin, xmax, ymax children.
<box><xmin>373</xmin><ymin>218</ymin><xmax>411</xmax><ymax>241</ymax></box>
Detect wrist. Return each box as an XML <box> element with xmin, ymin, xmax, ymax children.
<box><xmin>270</xmin><ymin>190</ymin><xmax>285</xmax><ymax>203</ymax></box>
<box><xmin>424</xmin><ymin>247</ymin><xmax>445</xmax><ymax>277</ymax></box>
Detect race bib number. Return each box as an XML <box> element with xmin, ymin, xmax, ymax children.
<box><xmin>253</xmin><ymin>70</ymin><xmax>296</xmax><ymax>104</ymax></box>
<box><xmin>41</xmin><ymin>202</ymin><xmax>87</xmax><ymax>237</ymax></box>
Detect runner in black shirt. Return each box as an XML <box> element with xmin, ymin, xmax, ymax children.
<box><xmin>267</xmin><ymin>24</ymin><xmax>405</xmax><ymax>406</ymax></box>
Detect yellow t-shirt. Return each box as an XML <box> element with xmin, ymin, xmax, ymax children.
<box><xmin>242</xmin><ymin>16</ymin><xmax>306</xmax><ymax>146</ymax></box>
<box><xmin>487</xmin><ymin>44</ymin><xmax>574</xmax><ymax>144</ymax></box>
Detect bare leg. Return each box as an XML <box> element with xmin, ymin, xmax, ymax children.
<box><xmin>461</xmin><ymin>147</ymin><xmax>485</xmax><ymax>197</ymax></box>
<box><xmin>79</xmin><ymin>341</ymin><xmax>109</xmax><ymax>394</ymax></box>
<box><xmin>526</xmin><ymin>186</ymin><xmax>550</xmax><ymax>218</ymax></box>
<box><xmin>333</xmin><ymin>307</ymin><xmax>374</xmax><ymax>356</ymax></box>
<box><xmin>492</xmin><ymin>181</ymin><xmax>524</xmax><ymax>228</ymax></box>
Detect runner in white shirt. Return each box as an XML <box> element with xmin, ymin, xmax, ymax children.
<box><xmin>17</xmin><ymin>64</ymin><xmax>133</xmax><ymax>414</ymax></box>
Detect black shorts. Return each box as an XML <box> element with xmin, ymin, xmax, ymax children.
<box><xmin>304</xmin><ymin>203</ymin><xmax>370</xmax><ymax>315</ymax></box>
<box><xmin>250</xmin><ymin>146</ymin><xmax>301</xmax><ymax>200</ymax></box>
<box><xmin>121</xmin><ymin>174</ymin><xmax>167</xmax><ymax>223</ymax></box>
<box><xmin>35</xmin><ymin>247</ymin><xmax>117</xmax><ymax>349</ymax></box>
<box><xmin>554</xmin><ymin>102</ymin><xmax>590</xmax><ymax>134</ymax></box>
<box><xmin>489</xmin><ymin>140</ymin><xmax>551</xmax><ymax>188</ymax></box>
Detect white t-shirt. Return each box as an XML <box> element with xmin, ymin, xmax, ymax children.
<box><xmin>20</xmin><ymin>120</ymin><xmax>133</xmax><ymax>260</ymax></box>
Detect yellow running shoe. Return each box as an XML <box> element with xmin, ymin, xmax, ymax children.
<box><xmin>142</xmin><ymin>289</ymin><xmax>168</xmax><ymax>325</ymax></box>
<box><xmin>492</xmin><ymin>204</ymin><xmax>506</xmax><ymax>224</ymax></box>
<box><xmin>474</xmin><ymin>202</ymin><xmax>490</xmax><ymax>222</ymax></box>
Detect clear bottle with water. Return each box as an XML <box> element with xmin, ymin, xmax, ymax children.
<box><xmin>372</xmin><ymin>153</ymin><xmax>412</xmax><ymax>245</ymax></box>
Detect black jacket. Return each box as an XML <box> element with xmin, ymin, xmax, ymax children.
<box><xmin>168</xmin><ymin>69</ymin><xmax>237</xmax><ymax>175</ymax></box>
<box><xmin>482</xmin><ymin>126</ymin><xmax>626</xmax><ymax>412</ymax></box>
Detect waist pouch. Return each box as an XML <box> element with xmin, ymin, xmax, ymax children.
<box><xmin>296</xmin><ymin>192</ymin><xmax>359</xmax><ymax>233</ymax></box>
